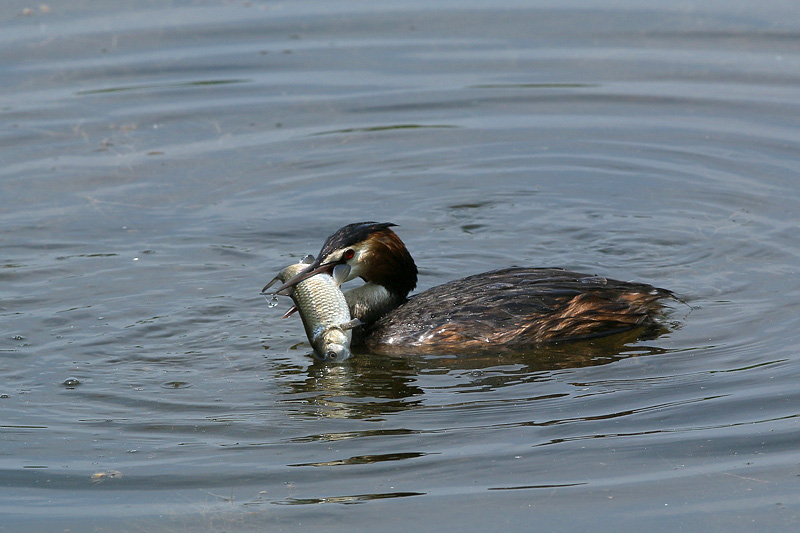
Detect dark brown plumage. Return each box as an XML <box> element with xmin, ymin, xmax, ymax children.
<box><xmin>362</xmin><ymin>267</ymin><xmax>671</xmax><ymax>355</ymax></box>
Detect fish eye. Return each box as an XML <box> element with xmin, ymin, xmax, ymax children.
<box><xmin>343</xmin><ymin>249</ymin><xmax>355</xmax><ymax>260</ymax></box>
<box><xmin>326</xmin><ymin>351</ymin><xmax>337</xmax><ymax>360</ymax></box>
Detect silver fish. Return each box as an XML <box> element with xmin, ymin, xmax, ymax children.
<box><xmin>264</xmin><ymin>257</ymin><xmax>360</xmax><ymax>361</ymax></box>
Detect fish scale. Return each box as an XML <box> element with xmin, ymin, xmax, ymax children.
<box><xmin>273</xmin><ymin>262</ymin><xmax>357</xmax><ymax>361</ymax></box>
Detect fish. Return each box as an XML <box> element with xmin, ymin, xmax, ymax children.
<box><xmin>263</xmin><ymin>256</ymin><xmax>360</xmax><ymax>361</ymax></box>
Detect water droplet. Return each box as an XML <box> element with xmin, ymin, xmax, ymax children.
<box><xmin>62</xmin><ymin>378</ymin><xmax>81</xmax><ymax>388</ymax></box>
<box><xmin>266</xmin><ymin>294</ymin><xmax>279</xmax><ymax>308</ymax></box>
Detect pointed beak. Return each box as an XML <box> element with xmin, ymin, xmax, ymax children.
<box><xmin>261</xmin><ymin>260</ymin><xmax>336</xmax><ymax>295</ymax></box>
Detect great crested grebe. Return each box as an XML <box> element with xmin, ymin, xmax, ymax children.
<box><xmin>272</xmin><ymin>222</ymin><xmax>673</xmax><ymax>355</ymax></box>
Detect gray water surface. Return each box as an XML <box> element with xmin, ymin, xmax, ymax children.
<box><xmin>2</xmin><ymin>1</ymin><xmax>799</xmax><ymax>531</ymax></box>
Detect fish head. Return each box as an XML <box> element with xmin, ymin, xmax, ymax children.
<box><xmin>318</xmin><ymin>342</ymin><xmax>353</xmax><ymax>362</ymax></box>
<box><xmin>315</xmin><ymin>326</ymin><xmax>353</xmax><ymax>362</ymax></box>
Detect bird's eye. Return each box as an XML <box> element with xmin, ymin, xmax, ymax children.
<box><xmin>343</xmin><ymin>249</ymin><xmax>355</xmax><ymax>260</ymax></box>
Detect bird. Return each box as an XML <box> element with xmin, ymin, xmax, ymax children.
<box><xmin>271</xmin><ymin>222</ymin><xmax>674</xmax><ymax>355</ymax></box>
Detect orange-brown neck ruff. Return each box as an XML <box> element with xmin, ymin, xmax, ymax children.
<box><xmin>358</xmin><ymin>228</ymin><xmax>418</xmax><ymax>298</ymax></box>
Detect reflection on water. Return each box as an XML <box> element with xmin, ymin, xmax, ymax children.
<box><xmin>276</xmin><ymin>325</ymin><xmax>672</xmax><ymax>420</ymax></box>
<box><xmin>281</xmin><ymin>355</ymin><xmax>426</xmax><ymax>420</ymax></box>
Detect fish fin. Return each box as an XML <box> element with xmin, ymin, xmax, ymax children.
<box><xmin>332</xmin><ymin>264</ymin><xmax>351</xmax><ymax>286</ymax></box>
<box><xmin>340</xmin><ymin>318</ymin><xmax>363</xmax><ymax>330</ymax></box>
<box><xmin>300</xmin><ymin>254</ymin><xmax>315</xmax><ymax>264</ymax></box>
<box><xmin>281</xmin><ymin>305</ymin><xmax>299</xmax><ymax>319</ymax></box>
<box><xmin>261</xmin><ymin>275</ymin><xmax>281</xmax><ymax>293</ymax></box>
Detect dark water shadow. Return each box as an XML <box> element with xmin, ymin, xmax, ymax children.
<box><xmin>269</xmin><ymin>490</ymin><xmax>425</xmax><ymax>506</ymax></box>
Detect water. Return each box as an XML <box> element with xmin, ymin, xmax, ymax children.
<box><xmin>2</xmin><ymin>0</ymin><xmax>799</xmax><ymax>530</ymax></box>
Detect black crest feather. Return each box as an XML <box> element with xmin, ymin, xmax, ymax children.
<box><xmin>318</xmin><ymin>222</ymin><xmax>396</xmax><ymax>259</ymax></box>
